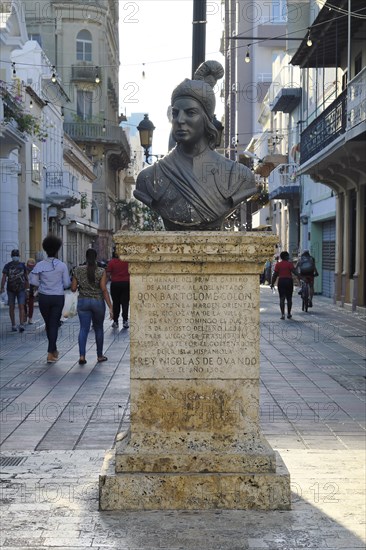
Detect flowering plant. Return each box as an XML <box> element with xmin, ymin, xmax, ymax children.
<box><xmin>1</xmin><ymin>81</ymin><xmax>48</xmax><ymax>141</ymax></box>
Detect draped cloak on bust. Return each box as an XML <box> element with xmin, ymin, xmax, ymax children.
<box><xmin>134</xmin><ymin>145</ymin><xmax>256</xmax><ymax>231</ymax></box>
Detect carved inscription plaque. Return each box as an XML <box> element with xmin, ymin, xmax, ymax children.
<box><xmin>130</xmin><ymin>274</ymin><xmax>259</xmax><ymax>380</ymax></box>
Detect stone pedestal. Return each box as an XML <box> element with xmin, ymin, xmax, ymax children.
<box><xmin>99</xmin><ymin>232</ymin><xmax>290</xmax><ymax>510</ymax></box>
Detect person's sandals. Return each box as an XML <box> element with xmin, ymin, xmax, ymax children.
<box><xmin>79</xmin><ymin>357</ymin><xmax>87</xmax><ymax>365</ymax></box>
<box><xmin>47</xmin><ymin>353</ymin><xmax>58</xmax><ymax>363</ymax></box>
<box><xmin>97</xmin><ymin>356</ymin><xmax>108</xmax><ymax>363</ymax></box>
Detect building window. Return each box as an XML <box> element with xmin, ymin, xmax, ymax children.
<box><xmin>29</xmin><ymin>33</ymin><xmax>42</xmax><ymax>46</ymax></box>
<box><xmin>31</xmin><ymin>144</ymin><xmax>41</xmax><ymax>183</ymax></box>
<box><xmin>272</xmin><ymin>0</ymin><xmax>287</xmax><ymax>22</ymax></box>
<box><xmin>91</xmin><ymin>200</ymin><xmax>99</xmax><ymax>224</ymax></box>
<box><xmin>76</xmin><ymin>30</ymin><xmax>92</xmax><ymax>62</ymax></box>
<box><xmin>77</xmin><ymin>90</ymin><xmax>93</xmax><ymax>120</ymax></box>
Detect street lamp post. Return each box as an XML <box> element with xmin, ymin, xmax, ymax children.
<box><xmin>137</xmin><ymin>114</ymin><xmax>163</xmax><ymax>164</ymax></box>
<box><xmin>192</xmin><ymin>0</ymin><xmax>207</xmax><ymax>77</ymax></box>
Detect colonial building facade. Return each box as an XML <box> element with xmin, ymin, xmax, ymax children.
<box><xmin>24</xmin><ymin>0</ymin><xmax>131</xmax><ymax>259</ymax></box>
<box><xmin>223</xmin><ymin>0</ymin><xmax>365</xmax><ymax>310</ymax></box>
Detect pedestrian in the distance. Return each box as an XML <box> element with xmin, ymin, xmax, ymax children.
<box><xmin>271</xmin><ymin>251</ymin><xmax>298</xmax><ymax>320</ymax></box>
<box><xmin>106</xmin><ymin>250</ymin><xmax>130</xmax><ymax>329</ymax></box>
<box><xmin>71</xmin><ymin>248</ymin><xmax>113</xmax><ymax>365</ymax></box>
<box><xmin>29</xmin><ymin>235</ymin><xmax>70</xmax><ymax>363</ymax></box>
<box><xmin>0</xmin><ymin>249</ymin><xmax>28</xmax><ymax>332</ymax></box>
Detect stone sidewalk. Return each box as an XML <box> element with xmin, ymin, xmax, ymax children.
<box><xmin>0</xmin><ymin>287</ymin><xmax>365</xmax><ymax>549</ymax></box>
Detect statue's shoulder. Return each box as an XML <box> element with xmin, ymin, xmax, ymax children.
<box><xmin>225</xmin><ymin>157</ymin><xmax>252</xmax><ymax>181</ymax></box>
<box><xmin>206</xmin><ymin>150</ymin><xmax>253</xmax><ymax>183</ymax></box>
<box><xmin>136</xmin><ymin>164</ymin><xmax>155</xmax><ymax>186</ymax></box>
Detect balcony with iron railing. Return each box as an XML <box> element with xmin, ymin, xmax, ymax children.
<box><xmin>268</xmin><ymin>163</ymin><xmax>300</xmax><ymax>200</ymax></box>
<box><xmin>300</xmin><ymin>67</ymin><xmax>366</xmax><ymax>164</ymax></box>
<box><xmin>63</xmin><ymin>121</ymin><xmax>130</xmax><ymax>159</ymax></box>
<box><xmin>347</xmin><ymin>66</ymin><xmax>366</xmax><ymax>134</ymax></box>
<box><xmin>46</xmin><ymin>171</ymin><xmax>78</xmax><ymax>199</ymax></box>
<box><xmin>71</xmin><ymin>64</ymin><xmax>102</xmax><ymax>83</ymax></box>
<box><xmin>265</xmin><ymin>64</ymin><xmax>301</xmax><ymax>114</ymax></box>
<box><xmin>300</xmin><ymin>90</ymin><xmax>347</xmax><ymax>164</ymax></box>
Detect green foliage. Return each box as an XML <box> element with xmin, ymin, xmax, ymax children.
<box><xmin>1</xmin><ymin>81</ymin><xmax>48</xmax><ymax>140</ymax></box>
<box><xmin>250</xmin><ymin>191</ymin><xmax>269</xmax><ymax>206</ymax></box>
<box><xmin>80</xmin><ymin>192</ymin><xmax>89</xmax><ymax>210</ymax></box>
<box><xmin>114</xmin><ymin>199</ymin><xmax>163</xmax><ymax>231</ymax></box>
<box><xmin>16</xmin><ymin>113</ymin><xmax>48</xmax><ymax>141</ymax></box>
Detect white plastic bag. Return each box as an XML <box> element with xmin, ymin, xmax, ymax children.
<box><xmin>0</xmin><ymin>291</ymin><xmax>8</xmax><ymax>307</ymax></box>
<box><xmin>62</xmin><ymin>291</ymin><xmax>78</xmax><ymax>318</ymax></box>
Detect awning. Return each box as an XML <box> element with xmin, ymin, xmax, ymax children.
<box><xmin>290</xmin><ymin>0</ymin><xmax>366</xmax><ymax>68</ymax></box>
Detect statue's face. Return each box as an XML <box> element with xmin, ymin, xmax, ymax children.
<box><xmin>171</xmin><ymin>97</ymin><xmax>206</xmax><ymax>146</ymax></box>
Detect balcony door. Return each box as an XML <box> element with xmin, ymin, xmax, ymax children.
<box><xmin>77</xmin><ymin>90</ymin><xmax>93</xmax><ymax>121</ymax></box>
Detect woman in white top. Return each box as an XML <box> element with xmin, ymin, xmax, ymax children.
<box><xmin>30</xmin><ymin>235</ymin><xmax>70</xmax><ymax>363</ymax></box>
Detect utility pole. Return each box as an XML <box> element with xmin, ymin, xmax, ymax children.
<box><xmin>192</xmin><ymin>0</ymin><xmax>207</xmax><ymax>77</ymax></box>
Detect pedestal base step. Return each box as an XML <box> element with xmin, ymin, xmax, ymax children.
<box><xmin>99</xmin><ymin>449</ymin><xmax>291</xmax><ymax>511</ymax></box>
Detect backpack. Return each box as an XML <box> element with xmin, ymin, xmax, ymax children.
<box><xmin>298</xmin><ymin>255</ymin><xmax>315</xmax><ymax>275</ymax></box>
<box><xmin>6</xmin><ymin>262</ymin><xmax>26</xmax><ymax>293</ymax></box>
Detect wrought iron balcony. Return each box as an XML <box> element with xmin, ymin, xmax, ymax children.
<box><xmin>64</xmin><ymin>121</ymin><xmax>131</xmax><ymax>168</ymax></box>
<box><xmin>46</xmin><ymin>171</ymin><xmax>79</xmax><ymax>203</ymax></box>
<box><xmin>300</xmin><ymin>90</ymin><xmax>347</xmax><ymax>164</ymax></box>
<box><xmin>268</xmin><ymin>163</ymin><xmax>300</xmax><ymax>200</ymax></box>
<box><xmin>347</xmin><ymin>67</ymin><xmax>366</xmax><ymax>132</ymax></box>
<box><xmin>71</xmin><ymin>64</ymin><xmax>102</xmax><ymax>83</ymax></box>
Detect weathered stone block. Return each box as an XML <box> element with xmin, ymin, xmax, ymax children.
<box><xmin>99</xmin><ymin>232</ymin><xmax>290</xmax><ymax>511</ymax></box>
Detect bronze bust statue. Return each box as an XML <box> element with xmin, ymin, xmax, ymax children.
<box><xmin>134</xmin><ymin>61</ymin><xmax>256</xmax><ymax>231</ymax></box>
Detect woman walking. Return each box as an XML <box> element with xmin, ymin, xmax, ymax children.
<box><xmin>29</xmin><ymin>235</ymin><xmax>70</xmax><ymax>363</ymax></box>
<box><xmin>71</xmin><ymin>249</ymin><xmax>113</xmax><ymax>365</ymax></box>
<box><xmin>271</xmin><ymin>251</ymin><xmax>298</xmax><ymax>320</ymax></box>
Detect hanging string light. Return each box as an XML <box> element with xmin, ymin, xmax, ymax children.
<box><xmin>142</xmin><ymin>63</ymin><xmax>145</xmax><ymax>78</ymax></box>
<box><xmin>51</xmin><ymin>65</ymin><xmax>57</xmax><ymax>83</ymax></box>
<box><xmin>95</xmin><ymin>66</ymin><xmax>100</xmax><ymax>84</ymax></box>
<box><xmin>306</xmin><ymin>29</ymin><xmax>312</xmax><ymax>47</ymax></box>
<box><xmin>11</xmin><ymin>62</ymin><xmax>16</xmax><ymax>78</ymax></box>
<box><xmin>102</xmin><ymin>119</ymin><xmax>106</xmax><ymax>133</ymax></box>
<box><xmin>29</xmin><ymin>99</ymin><xmax>33</xmax><ymax>109</ymax></box>
<box><xmin>245</xmin><ymin>45</ymin><xmax>251</xmax><ymax>63</ymax></box>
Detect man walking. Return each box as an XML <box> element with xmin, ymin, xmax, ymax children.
<box><xmin>107</xmin><ymin>251</ymin><xmax>130</xmax><ymax>329</ymax></box>
<box><xmin>1</xmin><ymin>249</ymin><xmax>28</xmax><ymax>332</ymax></box>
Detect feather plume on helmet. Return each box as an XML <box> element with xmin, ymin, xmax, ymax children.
<box><xmin>171</xmin><ymin>60</ymin><xmax>224</xmax><ymax>119</ymax></box>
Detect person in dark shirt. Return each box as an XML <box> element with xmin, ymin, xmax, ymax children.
<box><xmin>106</xmin><ymin>251</ymin><xmax>130</xmax><ymax>329</ymax></box>
<box><xmin>271</xmin><ymin>251</ymin><xmax>298</xmax><ymax>320</ymax></box>
<box><xmin>1</xmin><ymin>249</ymin><xmax>28</xmax><ymax>332</ymax></box>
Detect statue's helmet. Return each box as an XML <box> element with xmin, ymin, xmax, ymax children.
<box><xmin>171</xmin><ymin>60</ymin><xmax>224</xmax><ymax>119</ymax></box>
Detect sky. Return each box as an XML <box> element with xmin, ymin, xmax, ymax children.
<box><xmin>119</xmin><ymin>0</ymin><xmax>225</xmax><ymax>155</ymax></box>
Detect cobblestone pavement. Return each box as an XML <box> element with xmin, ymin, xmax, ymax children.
<box><xmin>0</xmin><ymin>287</ymin><xmax>365</xmax><ymax>549</ymax></box>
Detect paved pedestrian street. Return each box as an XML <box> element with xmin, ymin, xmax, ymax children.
<box><xmin>0</xmin><ymin>287</ymin><xmax>365</xmax><ymax>549</ymax></box>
